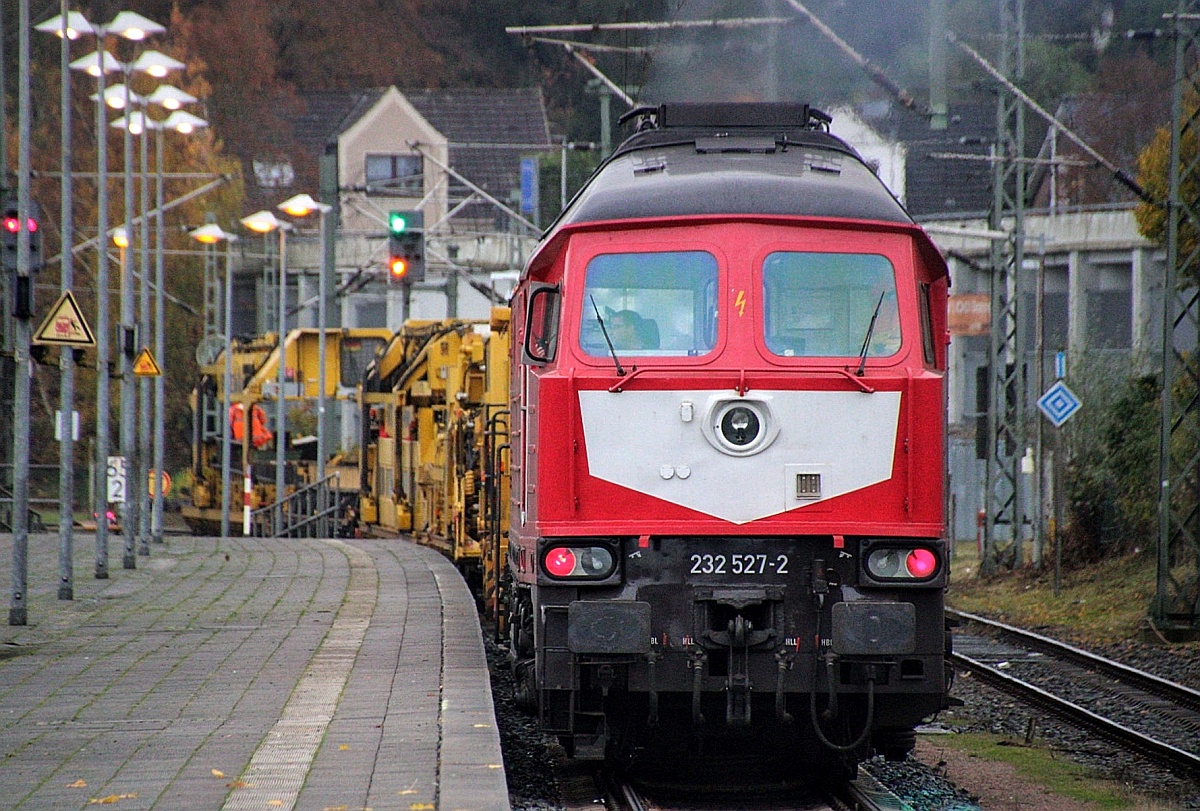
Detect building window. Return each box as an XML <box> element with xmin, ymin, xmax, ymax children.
<box><xmin>1087</xmin><ymin>290</ymin><xmax>1132</xmax><ymax>349</ymax></box>
<box><xmin>365</xmin><ymin>154</ymin><xmax>423</xmax><ymax>195</ymax></box>
<box><xmin>253</xmin><ymin>160</ymin><xmax>295</xmax><ymax>188</ymax></box>
<box><xmin>1086</xmin><ymin>263</ymin><xmax>1132</xmax><ymax>350</ymax></box>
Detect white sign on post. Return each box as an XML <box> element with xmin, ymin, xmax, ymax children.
<box><xmin>107</xmin><ymin>456</ymin><xmax>127</xmax><ymax>504</ymax></box>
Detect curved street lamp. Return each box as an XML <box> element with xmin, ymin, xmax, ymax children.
<box><xmin>148</xmin><ymin>106</ymin><xmax>207</xmax><ymax>544</ymax></box>
<box><xmin>190</xmin><ymin>224</ymin><xmax>237</xmax><ymax>539</ymax></box>
<box><xmin>241</xmin><ymin>210</ymin><xmax>291</xmax><ymax>535</ymax></box>
<box><xmin>278</xmin><ymin>193</ymin><xmax>333</xmax><ymax>515</ymax></box>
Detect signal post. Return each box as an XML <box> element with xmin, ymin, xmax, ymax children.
<box><xmin>387</xmin><ymin>210</ymin><xmax>425</xmax><ymax>321</ymax></box>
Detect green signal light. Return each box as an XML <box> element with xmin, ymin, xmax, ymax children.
<box><xmin>388</xmin><ymin>212</ymin><xmax>408</xmax><ymax>234</ymax></box>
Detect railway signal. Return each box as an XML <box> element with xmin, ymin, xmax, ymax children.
<box><xmin>387</xmin><ymin>210</ymin><xmax>424</xmax><ymax>283</ymax></box>
<box><xmin>1</xmin><ymin>198</ymin><xmax>42</xmax><ymax>272</ymax></box>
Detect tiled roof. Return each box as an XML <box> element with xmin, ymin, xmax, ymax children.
<box><xmin>403</xmin><ymin>87</ymin><xmax>551</xmax><ymax>147</ymax></box>
<box><xmin>857</xmin><ymin>100</ymin><xmax>998</xmax><ymax>219</ymax></box>
<box><xmin>404</xmin><ymin>87</ymin><xmax>552</xmax><ymax>219</ymax></box>
<box><xmin>288</xmin><ymin>86</ymin><xmax>551</xmax><ymax>218</ymax></box>
<box><xmin>294</xmin><ymin>89</ymin><xmax>386</xmax><ymax>155</ymax></box>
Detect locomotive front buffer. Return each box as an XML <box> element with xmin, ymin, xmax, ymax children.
<box><xmin>542</xmin><ymin>536</ymin><xmax>950</xmax><ymax>761</ymax></box>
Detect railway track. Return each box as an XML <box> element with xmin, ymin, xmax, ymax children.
<box><xmin>559</xmin><ymin>762</ymin><xmax>918</xmax><ymax>811</ymax></box>
<box><xmin>948</xmin><ymin>608</ymin><xmax>1200</xmax><ymax>777</ymax></box>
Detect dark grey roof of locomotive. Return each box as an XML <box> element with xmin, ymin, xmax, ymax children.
<box><xmin>556</xmin><ymin>107</ymin><xmax>913</xmax><ymax>229</ymax></box>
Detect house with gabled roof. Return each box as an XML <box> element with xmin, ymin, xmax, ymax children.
<box><xmin>236</xmin><ymin>85</ymin><xmax>551</xmax><ymax>338</ymax></box>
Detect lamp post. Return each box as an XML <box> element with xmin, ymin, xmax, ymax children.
<box><xmin>278</xmin><ymin>193</ymin><xmax>332</xmax><ymax>533</ymax></box>
<box><xmin>68</xmin><ymin>36</ymin><xmax>120</xmax><ymax>580</ymax></box>
<box><xmin>190</xmin><ymin>224</ymin><xmax>236</xmax><ymax>539</ymax></box>
<box><xmin>149</xmin><ymin>108</ymin><xmax>205</xmax><ymax>544</ymax></box>
<box><xmin>110</xmin><ymin>46</ymin><xmax>181</xmax><ymax>564</ymax></box>
<box><xmin>35</xmin><ymin>5</ymin><xmax>91</xmax><ymax>600</ymax></box>
<box><xmin>112</xmin><ymin>107</ymin><xmax>154</xmax><ymax>557</ymax></box>
<box><xmin>8</xmin><ymin>0</ymin><xmax>32</xmax><ymax>625</ymax></box>
<box><xmin>110</xmin><ymin>224</ymin><xmax>132</xmax><ymax>565</ymax></box>
<box><xmin>55</xmin><ymin>10</ymin><xmax>168</xmax><ymax>579</ymax></box>
<box><xmin>240</xmin><ymin>210</ymin><xmax>290</xmax><ymax>535</ymax></box>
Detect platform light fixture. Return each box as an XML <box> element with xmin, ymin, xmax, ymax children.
<box><xmin>190</xmin><ymin>224</ymin><xmax>238</xmax><ymax>539</ymax></box>
<box><xmin>241</xmin><ymin>210</ymin><xmax>292</xmax><ymax>534</ymax></box>
<box><xmin>278</xmin><ymin>193</ymin><xmax>333</xmax><ymax>508</ymax></box>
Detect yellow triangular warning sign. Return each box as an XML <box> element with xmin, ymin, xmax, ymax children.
<box><xmin>132</xmin><ymin>347</ymin><xmax>162</xmax><ymax>377</ymax></box>
<box><xmin>33</xmin><ymin>291</ymin><xmax>95</xmax><ymax>347</ymax></box>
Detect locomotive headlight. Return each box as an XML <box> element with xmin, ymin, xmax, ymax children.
<box><xmin>863</xmin><ymin>544</ymin><xmax>943</xmax><ymax>584</ymax></box>
<box><xmin>702</xmin><ymin>398</ymin><xmax>779</xmax><ymax>456</ymax></box>
<box><xmin>720</xmin><ymin>406</ymin><xmax>760</xmax><ymax>446</ymax></box>
<box><xmin>542</xmin><ymin>544</ymin><xmax>617</xmax><ymax>580</ymax></box>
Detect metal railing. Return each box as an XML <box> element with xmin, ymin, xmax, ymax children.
<box><xmin>0</xmin><ymin>471</ymin><xmax>54</xmax><ymax>532</ymax></box>
<box><xmin>248</xmin><ymin>473</ymin><xmax>345</xmax><ymax>538</ymax></box>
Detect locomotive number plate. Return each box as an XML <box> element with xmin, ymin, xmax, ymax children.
<box><xmin>689</xmin><ymin>553</ymin><xmax>790</xmax><ymax>576</ymax></box>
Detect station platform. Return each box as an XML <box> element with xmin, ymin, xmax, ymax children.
<box><xmin>0</xmin><ymin>531</ymin><xmax>509</xmax><ymax>810</ymax></box>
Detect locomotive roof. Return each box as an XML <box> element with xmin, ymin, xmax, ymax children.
<box><xmin>554</xmin><ymin>103</ymin><xmax>913</xmax><ymax>229</ymax></box>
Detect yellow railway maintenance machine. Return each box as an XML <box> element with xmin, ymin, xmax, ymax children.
<box><xmin>184</xmin><ymin>327</ymin><xmax>393</xmax><ymax>534</ymax></box>
<box><xmin>358</xmin><ymin>308</ymin><xmax>511</xmax><ymax>622</ymax></box>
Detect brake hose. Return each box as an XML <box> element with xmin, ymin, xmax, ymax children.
<box><xmin>809</xmin><ymin>656</ymin><xmax>876</xmax><ymax>753</ymax></box>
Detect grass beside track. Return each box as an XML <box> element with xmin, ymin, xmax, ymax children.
<box><xmin>925</xmin><ymin>732</ymin><xmax>1176</xmax><ymax>811</ymax></box>
<box><xmin>946</xmin><ymin>541</ymin><xmax>1164</xmax><ymax>644</ymax></box>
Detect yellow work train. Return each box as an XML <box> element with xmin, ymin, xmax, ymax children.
<box><xmin>357</xmin><ymin>308</ymin><xmax>511</xmax><ymax>621</ymax></box>
<box><xmin>183</xmin><ymin>310</ymin><xmax>511</xmax><ymax>618</ymax></box>
<box><xmin>183</xmin><ymin>327</ymin><xmax>392</xmax><ymax>534</ymax></box>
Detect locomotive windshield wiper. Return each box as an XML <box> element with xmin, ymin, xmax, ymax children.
<box><xmin>589</xmin><ymin>295</ymin><xmax>626</xmax><ymax>377</ymax></box>
<box><xmin>855</xmin><ymin>291</ymin><xmax>886</xmax><ymax>377</ymax></box>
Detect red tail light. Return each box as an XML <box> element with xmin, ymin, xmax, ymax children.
<box><xmin>541</xmin><ymin>545</ymin><xmax>617</xmax><ymax>580</ymax></box>
<box><xmin>544</xmin><ymin>547</ymin><xmax>577</xmax><ymax>577</ymax></box>
<box><xmin>864</xmin><ymin>545</ymin><xmax>942</xmax><ymax>582</ymax></box>
<box><xmin>905</xmin><ymin>548</ymin><xmax>938</xmax><ymax>578</ymax></box>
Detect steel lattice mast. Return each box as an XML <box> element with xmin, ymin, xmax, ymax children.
<box><xmin>981</xmin><ymin>0</ymin><xmax>1028</xmax><ymax>574</ymax></box>
<box><xmin>1156</xmin><ymin>1</ymin><xmax>1200</xmax><ymax>634</ymax></box>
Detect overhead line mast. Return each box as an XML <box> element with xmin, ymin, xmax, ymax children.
<box><xmin>1156</xmin><ymin>2</ymin><xmax>1200</xmax><ymax>637</ymax></box>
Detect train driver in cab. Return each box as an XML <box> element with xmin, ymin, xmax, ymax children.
<box><xmin>608</xmin><ymin>309</ymin><xmax>658</xmax><ymax>351</ymax></box>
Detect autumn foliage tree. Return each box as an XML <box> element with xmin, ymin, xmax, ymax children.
<box><xmin>10</xmin><ymin>4</ymin><xmax>244</xmax><ymax>482</ymax></box>
<box><xmin>1135</xmin><ymin>94</ymin><xmax>1200</xmax><ymax>270</ymax></box>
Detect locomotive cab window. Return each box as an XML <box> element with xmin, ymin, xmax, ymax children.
<box><xmin>762</xmin><ymin>252</ymin><xmax>900</xmax><ymax>358</ymax></box>
<box><xmin>579</xmin><ymin>251</ymin><xmax>718</xmax><ymax>357</ymax></box>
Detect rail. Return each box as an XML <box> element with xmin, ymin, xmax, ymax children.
<box><xmin>949</xmin><ymin>609</ymin><xmax>1200</xmax><ymax>777</ymax></box>
<box><xmin>948</xmin><ymin>609</ymin><xmax>1200</xmax><ymax>712</ymax></box>
<box><xmin>248</xmin><ymin>473</ymin><xmax>344</xmax><ymax>538</ymax></box>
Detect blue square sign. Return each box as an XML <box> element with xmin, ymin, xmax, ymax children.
<box><xmin>1037</xmin><ymin>380</ymin><xmax>1082</xmax><ymax>427</ymax></box>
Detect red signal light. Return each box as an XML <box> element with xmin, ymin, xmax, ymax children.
<box><xmin>389</xmin><ymin>256</ymin><xmax>409</xmax><ymax>278</ymax></box>
<box><xmin>3</xmin><ymin>216</ymin><xmax>36</xmax><ymax>233</ymax></box>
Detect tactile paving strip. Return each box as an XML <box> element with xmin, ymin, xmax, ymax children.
<box><xmin>221</xmin><ymin>540</ymin><xmax>375</xmax><ymax>811</ymax></box>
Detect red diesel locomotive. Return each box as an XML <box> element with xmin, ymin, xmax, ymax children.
<box><xmin>506</xmin><ymin>103</ymin><xmax>952</xmax><ymax>773</ymax></box>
